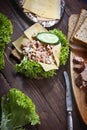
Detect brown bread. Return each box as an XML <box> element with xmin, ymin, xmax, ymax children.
<box><xmin>68</xmin><ymin>13</ymin><xmax>87</xmax><ymax>52</ymax></box>
<box><xmin>68</xmin><ymin>14</ymin><xmax>79</xmax><ymax>40</ymax></box>
<box><xmin>73</xmin><ymin>17</ymin><xmax>87</xmax><ymax>47</ymax></box>
<box><xmin>67</xmin><ymin>9</ymin><xmax>87</xmax><ymax>52</ymax></box>
<box><xmin>70</xmin><ymin>9</ymin><xmax>87</xmax><ymax>43</ymax></box>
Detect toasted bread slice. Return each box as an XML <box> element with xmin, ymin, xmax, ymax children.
<box><xmin>68</xmin><ymin>14</ymin><xmax>79</xmax><ymax>40</ymax></box>
<box><xmin>73</xmin><ymin>17</ymin><xmax>87</xmax><ymax>47</ymax></box>
<box><xmin>70</xmin><ymin>9</ymin><xmax>87</xmax><ymax>43</ymax></box>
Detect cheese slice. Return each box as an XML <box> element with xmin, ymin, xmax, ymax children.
<box><xmin>38</xmin><ymin>43</ymin><xmax>61</xmax><ymax>71</ymax></box>
<box><xmin>24</xmin><ymin>23</ymin><xmax>48</xmax><ymax>40</ymax></box>
<box><xmin>12</xmin><ymin>35</ymin><xmax>29</xmax><ymax>54</ymax></box>
<box><xmin>52</xmin><ymin>43</ymin><xmax>61</xmax><ymax>67</ymax></box>
<box><xmin>24</xmin><ymin>9</ymin><xmax>53</xmax><ymax>21</ymax></box>
<box><xmin>11</xmin><ymin>49</ymin><xmax>21</xmax><ymax>61</ymax></box>
<box><xmin>39</xmin><ymin>62</ymin><xmax>58</xmax><ymax>71</ymax></box>
<box><xmin>37</xmin><ymin>16</ymin><xmax>53</xmax><ymax>21</ymax></box>
<box><xmin>23</xmin><ymin>0</ymin><xmax>60</xmax><ymax>19</ymax></box>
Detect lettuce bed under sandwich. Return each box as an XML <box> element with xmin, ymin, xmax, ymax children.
<box><xmin>12</xmin><ymin>23</ymin><xmax>69</xmax><ymax>79</ymax></box>
<box><xmin>0</xmin><ymin>13</ymin><xmax>13</xmax><ymax>70</ymax></box>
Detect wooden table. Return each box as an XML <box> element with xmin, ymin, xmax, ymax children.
<box><xmin>0</xmin><ymin>0</ymin><xmax>87</xmax><ymax>130</ymax></box>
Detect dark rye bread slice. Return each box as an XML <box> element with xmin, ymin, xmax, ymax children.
<box><xmin>68</xmin><ymin>14</ymin><xmax>87</xmax><ymax>52</ymax></box>
<box><xmin>70</xmin><ymin>9</ymin><xmax>87</xmax><ymax>43</ymax></box>
<box><xmin>73</xmin><ymin>17</ymin><xmax>87</xmax><ymax>47</ymax></box>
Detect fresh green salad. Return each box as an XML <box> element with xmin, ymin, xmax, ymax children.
<box><xmin>0</xmin><ymin>13</ymin><xmax>13</xmax><ymax>70</ymax></box>
<box><xmin>15</xmin><ymin>29</ymin><xmax>69</xmax><ymax>79</ymax></box>
<box><xmin>1</xmin><ymin>88</ymin><xmax>40</xmax><ymax>130</ymax></box>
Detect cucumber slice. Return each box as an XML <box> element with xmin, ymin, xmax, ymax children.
<box><xmin>36</xmin><ymin>32</ymin><xmax>59</xmax><ymax>44</ymax></box>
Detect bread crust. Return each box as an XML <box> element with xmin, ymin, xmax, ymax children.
<box><xmin>70</xmin><ymin>9</ymin><xmax>87</xmax><ymax>43</ymax></box>
<box><xmin>68</xmin><ymin>9</ymin><xmax>87</xmax><ymax>52</ymax></box>
<box><xmin>73</xmin><ymin>17</ymin><xmax>87</xmax><ymax>47</ymax></box>
<box><xmin>68</xmin><ymin>14</ymin><xmax>79</xmax><ymax>40</ymax></box>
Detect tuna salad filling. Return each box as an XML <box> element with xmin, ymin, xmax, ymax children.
<box><xmin>21</xmin><ymin>40</ymin><xmax>56</xmax><ymax>65</ymax></box>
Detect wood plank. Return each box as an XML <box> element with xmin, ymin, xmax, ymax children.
<box><xmin>0</xmin><ymin>0</ymin><xmax>87</xmax><ymax>130</ymax></box>
<box><xmin>2</xmin><ymin>52</ymin><xmax>67</xmax><ymax>130</ymax></box>
<box><xmin>70</xmin><ymin>52</ymin><xmax>87</xmax><ymax>125</ymax></box>
<box><xmin>0</xmin><ymin>73</ymin><xmax>11</xmax><ymax>98</ymax></box>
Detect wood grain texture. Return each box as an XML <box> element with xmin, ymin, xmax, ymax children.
<box><xmin>70</xmin><ymin>52</ymin><xmax>87</xmax><ymax>125</ymax></box>
<box><xmin>0</xmin><ymin>0</ymin><xmax>87</xmax><ymax>130</ymax></box>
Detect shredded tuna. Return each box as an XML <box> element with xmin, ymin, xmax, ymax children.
<box><xmin>21</xmin><ymin>40</ymin><xmax>55</xmax><ymax>64</ymax></box>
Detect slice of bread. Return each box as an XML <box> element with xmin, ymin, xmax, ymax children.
<box><xmin>68</xmin><ymin>13</ymin><xmax>87</xmax><ymax>52</ymax></box>
<box><xmin>68</xmin><ymin>14</ymin><xmax>79</xmax><ymax>40</ymax></box>
<box><xmin>73</xmin><ymin>17</ymin><xmax>87</xmax><ymax>47</ymax></box>
<box><xmin>70</xmin><ymin>9</ymin><xmax>87</xmax><ymax>43</ymax></box>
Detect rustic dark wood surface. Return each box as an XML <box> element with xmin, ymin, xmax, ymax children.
<box><xmin>0</xmin><ymin>0</ymin><xmax>87</xmax><ymax>130</ymax></box>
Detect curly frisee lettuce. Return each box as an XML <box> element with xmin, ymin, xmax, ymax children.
<box><xmin>15</xmin><ymin>57</ymin><xmax>56</xmax><ymax>79</ymax></box>
<box><xmin>1</xmin><ymin>88</ymin><xmax>40</xmax><ymax>130</ymax></box>
<box><xmin>50</xmin><ymin>29</ymin><xmax>69</xmax><ymax>65</ymax></box>
<box><xmin>15</xmin><ymin>29</ymin><xmax>69</xmax><ymax>79</ymax></box>
<box><xmin>0</xmin><ymin>13</ymin><xmax>13</xmax><ymax>70</ymax></box>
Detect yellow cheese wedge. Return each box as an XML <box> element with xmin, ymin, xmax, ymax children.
<box><xmin>24</xmin><ymin>23</ymin><xmax>48</xmax><ymax>40</ymax></box>
<box><xmin>38</xmin><ymin>43</ymin><xmax>61</xmax><ymax>71</ymax></box>
<box><xmin>12</xmin><ymin>35</ymin><xmax>29</xmax><ymax>54</ymax></box>
<box><xmin>39</xmin><ymin>62</ymin><xmax>58</xmax><ymax>71</ymax></box>
<box><xmin>37</xmin><ymin>16</ymin><xmax>53</xmax><ymax>21</ymax></box>
<box><xmin>23</xmin><ymin>0</ymin><xmax>60</xmax><ymax>19</ymax></box>
<box><xmin>24</xmin><ymin>9</ymin><xmax>54</xmax><ymax>21</ymax></box>
<box><xmin>52</xmin><ymin>43</ymin><xmax>61</xmax><ymax>67</ymax></box>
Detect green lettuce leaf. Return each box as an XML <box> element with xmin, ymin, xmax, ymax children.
<box><xmin>15</xmin><ymin>57</ymin><xmax>56</xmax><ymax>79</ymax></box>
<box><xmin>0</xmin><ymin>13</ymin><xmax>13</xmax><ymax>70</ymax></box>
<box><xmin>50</xmin><ymin>29</ymin><xmax>69</xmax><ymax>65</ymax></box>
<box><xmin>1</xmin><ymin>88</ymin><xmax>40</xmax><ymax>130</ymax></box>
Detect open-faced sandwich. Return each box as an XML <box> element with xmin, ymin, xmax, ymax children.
<box><xmin>12</xmin><ymin>23</ymin><xmax>69</xmax><ymax>79</ymax></box>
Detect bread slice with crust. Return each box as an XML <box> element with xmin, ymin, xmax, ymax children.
<box><xmin>73</xmin><ymin>17</ymin><xmax>87</xmax><ymax>47</ymax></box>
<box><xmin>68</xmin><ymin>14</ymin><xmax>87</xmax><ymax>52</ymax></box>
<box><xmin>68</xmin><ymin>14</ymin><xmax>79</xmax><ymax>40</ymax></box>
<box><xmin>70</xmin><ymin>9</ymin><xmax>87</xmax><ymax>43</ymax></box>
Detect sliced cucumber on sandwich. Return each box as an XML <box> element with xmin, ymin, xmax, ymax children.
<box><xmin>36</xmin><ymin>32</ymin><xmax>59</xmax><ymax>44</ymax></box>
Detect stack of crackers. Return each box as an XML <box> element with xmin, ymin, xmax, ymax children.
<box><xmin>68</xmin><ymin>9</ymin><xmax>87</xmax><ymax>52</ymax></box>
